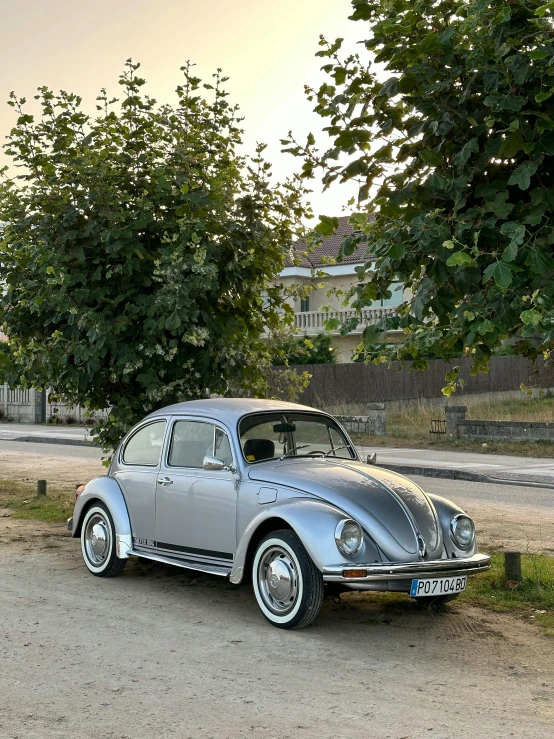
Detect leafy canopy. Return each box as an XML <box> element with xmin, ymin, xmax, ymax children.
<box><xmin>271</xmin><ymin>331</ymin><xmax>337</xmax><ymax>365</ymax></box>
<box><xmin>0</xmin><ymin>61</ymin><xmax>308</xmax><ymax>449</ymax></box>
<box><xmin>284</xmin><ymin>0</ymin><xmax>554</xmax><ymax>392</ymax></box>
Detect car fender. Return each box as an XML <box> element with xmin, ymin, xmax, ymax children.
<box><xmin>427</xmin><ymin>493</ymin><xmax>478</xmax><ymax>557</ymax></box>
<box><xmin>72</xmin><ymin>476</ymin><xmax>132</xmax><ymax>559</ymax></box>
<box><xmin>229</xmin><ymin>497</ymin><xmax>380</xmax><ymax>584</ymax></box>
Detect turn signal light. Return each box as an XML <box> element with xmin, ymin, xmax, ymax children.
<box><xmin>343</xmin><ymin>569</ymin><xmax>367</xmax><ymax>578</ymax></box>
<box><xmin>75</xmin><ymin>484</ymin><xmax>85</xmax><ymax>501</ymax></box>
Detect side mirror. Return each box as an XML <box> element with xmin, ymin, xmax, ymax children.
<box><xmin>203</xmin><ymin>456</ymin><xmax>237</xmax><ymax>473</ymax></box>
<box><xmin>203</xmin><ymin>456</ymin><xmax>225</xmax><ymax>471</ymax></box>
<box><xmin>366</xmin><ymin>452</ymin><xmax>377</xmax><ymax>466</ymax></box>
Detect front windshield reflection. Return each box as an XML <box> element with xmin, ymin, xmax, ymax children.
<box><xmin>238</xmin><ymin>412</ymin><xmax>356</xmax><ymax>464</ymax></box>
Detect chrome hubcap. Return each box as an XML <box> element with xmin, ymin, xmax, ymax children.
<box><xmin>84</xmin><ymin>513</ymin><xmax>111</xmax><ymax>566</ymax></box>
<box><xmin>258</xmin><ymin>546</ymin><xmax>299</xmax><ymax>615</ymax></box>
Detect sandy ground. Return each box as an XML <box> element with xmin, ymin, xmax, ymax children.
<box><xmin>1</xmin><ymin>447</ymin><xmax>554</xmax><ymax>737</ymax></box>
<box><xmin>0</xmin><ymin>445</ymin><xmax>105</xmax><ymax>490</ymax></box>
<box><xmin>0</xmin><ymin>520</ymin><xmax>553</xmax><ymax>739</ymax></box>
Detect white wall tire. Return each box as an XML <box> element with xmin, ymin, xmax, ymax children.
<box><xmin>252</xmin><ymin>529</ymin><xmax>324</xmax><ymax>629</ymax></box>
<box><xmin>80</xmin><ymin>503</ymin><xmax>126</xmax><ymax>578</ymax></box>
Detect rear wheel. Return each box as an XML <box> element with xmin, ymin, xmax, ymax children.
<box><xmin>80</xmin><ymin>503</ymin><xmax>126</xmax><ymax>577</ymax></box>
<box><xmin>252</xmin><ymin>529</ymin><xmax>324</xmax><ymax>629</ymax></box>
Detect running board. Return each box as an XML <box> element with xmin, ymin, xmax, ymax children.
<box><xmin>127</xmin><ymin>550</ymin><xmax>232</xmax><ymax>577</ymax></box>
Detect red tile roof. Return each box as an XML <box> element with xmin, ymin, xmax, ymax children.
<box><xmin>286</xmin><ymin>215</ymin><xmax>375</xmax><ymax>269</ymax></box>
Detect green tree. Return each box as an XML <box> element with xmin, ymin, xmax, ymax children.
<box><xmin>271</xmin><ymin>331</ymin><xmax>337</xmax><ymax>365</ymax></box>
<box><xmin>0</xmin><ymin>60</ymin><xmax>308</xmax><ymax>449</ymax></box>
<box><xmin>284</xmin><ymin>0</ymin><xmax>554</xmax><ymax>393</ymax></box>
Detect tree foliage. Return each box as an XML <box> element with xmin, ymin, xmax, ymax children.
<box><xmin>0</xmin><ymin>61</ymin><xmax>308</xmax><ymax>449</ymax></box>
<box><xmin>271</xmin><ymin>331</ymin><xmax>337</xmax><ymax>365</ymax></box>
<box><xmin>285</xmin><ymin>0</ymin><xmax>554</xmax><ymax>392</ymax></box>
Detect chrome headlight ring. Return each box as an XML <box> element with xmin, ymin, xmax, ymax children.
<box><xmin>450</xmin><ymin>513</ymin><xmax>475</xmax><ymax>550</ymax></box>
<box><xmin>335</xmin><ymin>519</ymin><xmax>363</xmax><ymax>557</ymax></box>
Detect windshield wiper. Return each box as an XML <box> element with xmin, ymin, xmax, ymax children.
<box><xmin>279</xmin><ymin>444</ymin><xmax>312</xmax><ymax>460</ymax></box>
<box><xmin>324</xmin><ymin>445</ymin><xmax>351</xmax><ymax>457</ymax></box>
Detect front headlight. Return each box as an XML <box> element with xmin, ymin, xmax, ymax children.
<box><xmin>450</xmin><ymin>514</ymin><xmax>475</xmax><ymax>549</ymax></box>
<box><xmin>335</xmin><ymin>519</ymin><xmax>363</xmax><ymax>557</ymax></box>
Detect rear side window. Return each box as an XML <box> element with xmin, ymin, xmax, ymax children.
<box><xmin>123</xmin><ymin>421</ymin><xmax>166</xmax><ymax>466</ymax></box>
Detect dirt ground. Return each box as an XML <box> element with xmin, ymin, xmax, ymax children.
<box><xmin>0</xmin><ymin>518</ymin><xmax>553</xmax><ymax>739</ymax></box>
<box><xmin>0</xmin><ymin>446</ymin><xmax>105</xmax><ymax>490</ymax></box>
<box><xmin>1</xmin><ymin>447</ymin><xmax>554</xmax><ymax>737</ymax></box>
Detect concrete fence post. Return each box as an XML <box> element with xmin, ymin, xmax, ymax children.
<box><xmin>504</xmin><ymin>551</ymin><xmax>522</xmax><ymax>582</ymax></box>
<box><xmin>445</xmin><ymin>405</ymin><xmax>467</xmax><ymax>438</ymax></box>
<box><xmin>367</xmin><ymin>402</ymin><xmax>386</xmax><ymax>436</ymax></box>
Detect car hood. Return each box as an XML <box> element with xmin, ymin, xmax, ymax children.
<box><xmin>247</xmin><ymin>458</ymin><xmax>442</xmax><ymax>561</ymax></box>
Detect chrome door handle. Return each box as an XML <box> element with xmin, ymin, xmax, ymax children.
<box><xmin>157</xmin><ymin>476</ymin><xmax>173</xmax><ymax>487</ymax></box>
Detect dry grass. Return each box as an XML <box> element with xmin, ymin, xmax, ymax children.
<box><xmin>329</xmin><ymin>394</ymin><xmax>554</xmax><ymax>456</ymax></box>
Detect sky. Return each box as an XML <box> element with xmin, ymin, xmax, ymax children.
<box><xmin>0</xmin><ymin>0</ymin><xmax>363</xmax><ymax>218</ymax></box>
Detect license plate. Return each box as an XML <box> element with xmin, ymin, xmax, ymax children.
<box><xmin>410</xmin><ymin>575</ymin><xmax>467</xmax><ymax>597</ymax></box>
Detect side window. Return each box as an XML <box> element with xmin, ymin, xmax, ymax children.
<box><xmin>168</xmin><ymin>421</ymin><xmax>215</xmax><ymax>468</ymax></box>
<box><xmin>123</xmin><ymin>421</ymin><xmax>166</xmax><ymax>466</ymax></box>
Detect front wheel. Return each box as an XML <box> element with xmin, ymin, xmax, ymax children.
<box><xmin>80</xmin><ymin>503</ymin><xmax>126</xmax><ymax>577</ymax></box>
<box><xmin>252</xmin><ymin>529</ymin><xmax>324</xmax><ymax>629</ymax></box>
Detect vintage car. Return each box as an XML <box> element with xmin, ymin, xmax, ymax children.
<box><xmin>68</xmin><ymin>399</ymin><xmax>491</xmax><ymax>629</ymax></box>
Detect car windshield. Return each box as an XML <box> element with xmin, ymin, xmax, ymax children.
<box><xmin>238</xmin><ymin>412</ymin><xmax>356</xmax><ymax>464</ymax></box>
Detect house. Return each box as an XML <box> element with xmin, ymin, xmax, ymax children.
<box><xmin>278</xmin><ymin>216</ymin><xmax>405</xmax><ymax>362</ymax></box>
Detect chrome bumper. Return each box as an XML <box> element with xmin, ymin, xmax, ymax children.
<box><xmin>67</xmin><ymin>517</ymin><xmax>73</xmax><ymax>532</ymax></box>
<box><xmin>322</xmin><ymin>553</ymin><xmax>491</xmax><ymax>583</ymax></box>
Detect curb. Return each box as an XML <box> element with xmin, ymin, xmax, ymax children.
<box><xmin>380</xmin><ymin>462</ymin><xmax>554</xmax><ymax>491</ymax></box>
<box><xmin>6</xmin><ymin>435</ymin><xmax>93</xmax><ymax>447</ymax></box>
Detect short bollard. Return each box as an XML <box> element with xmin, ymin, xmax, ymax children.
<box><xmin>37</xmin><ymin>479</ymin><xmax>47</xmax><ymax>498</ymax></box>
<box><xmin>504</xmin><ymin>551</ymin><xmax>522</xmax><ymax>582</ymax></box>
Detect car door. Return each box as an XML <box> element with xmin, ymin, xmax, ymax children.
<box><xmin>155</xmin><ymin>417</ymin><xmax>237</xmax><ymax>566</ymax></box>
<box><xmin>112</xmin><ymin>418</ymin><xmax>167</xmax><ymax>552</ymax></box>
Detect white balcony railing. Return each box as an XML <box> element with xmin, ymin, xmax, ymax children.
<box><xmin>293</xmin><ymin>307</ymin><xmax>398</xmax><ymax>334</ymax></box>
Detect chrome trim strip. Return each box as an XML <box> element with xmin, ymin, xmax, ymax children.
<box><xmin>322</xmin><ymin>553</ymin><xmax>491</xmax><ymax>582</ymax></box>
<box><xmin>127</xmin><ymin>550</ymin><xmax>232</xmax><ymax>577</ymax></box>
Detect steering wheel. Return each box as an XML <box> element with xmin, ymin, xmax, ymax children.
<box><xmin>306</xmin><ymin>450</ymin><xmax>326</xmax><ymax>456</ymax></box>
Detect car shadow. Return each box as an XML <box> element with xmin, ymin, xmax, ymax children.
<box><xmin>120</xmin><ymin>555</ymin><xmax>489</xmax><ymax>641</ymax></box>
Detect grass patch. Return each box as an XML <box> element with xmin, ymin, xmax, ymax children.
<box><xmin>0</xmin><ymin>479</ymin><xmax>73</xmax><ymax>523</ymax></box>
<box><xmin>352</xmin><ymin>433</ymin><xmax>554</xmax><ymax>457</ymax></box>
<box><xmin>461</xmin><ymin>551</ymin><xmax>554</xmax><ymax>635</ymax></box>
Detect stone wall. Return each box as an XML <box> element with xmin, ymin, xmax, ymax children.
<box><xmin>335</xmin><ymin>403</ymin><xmax>386</xmax><ymax>436</ymax></box>
<box><xmin>446</xmin><ymin>405</ymin><xmax>554</xmax><ymax>442</ymax></box>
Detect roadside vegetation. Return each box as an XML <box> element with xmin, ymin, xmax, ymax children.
<box><xmin>461</xmin><ymin>551</ymin><xmax>554</xmax><ymax>636</ymax></box>
<box><xmin>344</xmin><ymin>394</ymin><xmax>554</xmax><ymax>457</ymax></box>
<box><xmin>0</xmin><ymin>479</ymin><xmax>73</xmax><ymax>523</ymax></box>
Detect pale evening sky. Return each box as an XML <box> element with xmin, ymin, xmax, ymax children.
<box><xmin>0</xmin><ymin>0</ymin><xmax>363</xmax><ymax>218</ymax></box>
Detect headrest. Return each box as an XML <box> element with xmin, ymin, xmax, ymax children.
<box><xmin>243</xmin><ymin>438</ymin><xmax>275</xmax><ymax>462</ymax></box>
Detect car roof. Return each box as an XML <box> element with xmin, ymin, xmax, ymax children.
<box><xmin>146</xmin><ymin>398</ymin><xmax>325</xmax><ymax>423</ymax></box>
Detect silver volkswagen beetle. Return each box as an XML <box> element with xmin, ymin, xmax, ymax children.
<box><xmin>68</xmin><ymin>399</ymin><xmax>491</xmax><ymax>629</ymax></box>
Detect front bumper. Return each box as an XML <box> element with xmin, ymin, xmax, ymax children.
<box><xmin>322</xmin><ymin>552</ymin><xmax>491</xmax><ymax>583</ymax></box>
<box><xmin>67</xmin><ymin>517</ymin><xmax>73</xmax><ymax>532</ymax></box>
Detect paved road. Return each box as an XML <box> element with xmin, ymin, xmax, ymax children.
<box><xmin>0</xmin><ymin>524</ymin><xmax>552</xmax><ymax>739</ymax></box>
<box><xmin>0</xmin><ymin>423</ymin><xmax>91</xmax><ymax>442</ymax></box>
<box><xmin>0</xmin><ymin>437</ymin><xmax>102</xmax><ymax>460</ymax></box>
<box><xmin>2</xmin><ymin>424</ymin><xmax>553</xmax><ymax>484</ymax></box>
<box><xmin>361</xmin><ymin>446</ymin><xmax>554</xmax><ymax>485</ymax></box>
